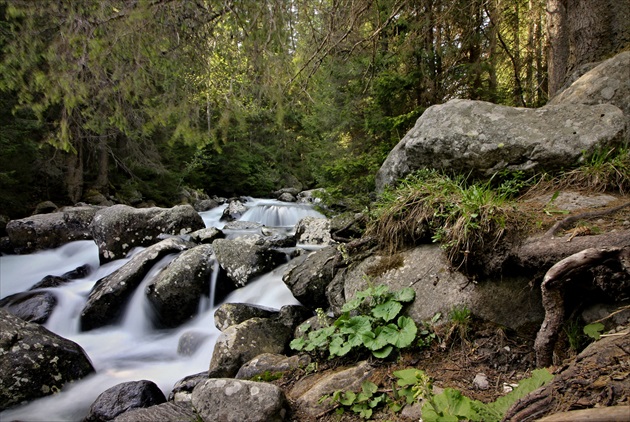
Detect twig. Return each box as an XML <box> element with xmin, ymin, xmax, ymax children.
<box><xmin>545</xmin><ymin>201</ymin><xmax>630</xmax><ymax>237</ymax></box>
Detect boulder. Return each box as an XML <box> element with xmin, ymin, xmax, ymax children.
<box><xmin>112</xmin><ymin>402</ymin><xmax>196</xmax><ymax>422</ymax></box>
<box><xmin>169</xmin><ymin>371</ymin><xmax>208</xmax><ymax>402</ymax></box>
<box><xmin>277</xmin><ymin>192</ymin><xmax>297</xmax><ymax>203</ymax></box>
<box><xmin>0</xmin><ymin>291</ymin><xmax>57</xmax><ymax>324</ymax></box>
<box><xmin>235</xmin><ymin>353</ymin><xmax>309</xmax><ymax>380</ymax></box>
<box><xmin>212</xmin><ymin>238</ymin><xmax>287</xmax><ymax>288</ymax></box>
<box><xmin>549</xmin><ymin>50</ymin><xmax>630</xmax><ymax>142</ymax></box>
<box><xmin>33</xmin><ymin>200</ymin><xmax>58</xmax><ymax>215</ymax></box>
<box><xmin>289</xmin><ymin>361</ymin><xmax>373</xmax><ymax>417</ymax></box>
<box><xmin>214</xmin><ymin>303</ymin><xmax>279</xmax><ymax>332</ymax></box>
<box><xmin>6</xmin><ymin>206</ymin><xmax>98</xmax><ymax>254</ymax></box>
<box><xmin>192</xmin><ymin>378</ymin><xmax>289</xmax><ymax>422</ymax></box>
<box><xmin>0</xmin><ymin>309</ymin><xmax>94</xmax><ymax>411</ymax></box>
<box><xmin>193</xmin><ymin>198</ymin><xmax>220</xmax><ymax>212</ymax></box>
<box><xmin>297</xmin><ymin>189</ymin><xmax>324</xmax><ymax>204</ymax></box>
<box><xmin>375</xmin><ymin>99</ymin><xmax>626</xmax><ymax>192</ymax></box>
<box><xmin>282</xmin><ymin>246</ymin><xmax>338</xmax><ymax>310</ymax></box>
<box><xmin>145</xmin><ymin>244</ymin><xmax>215</xmax><ymax>328</ymax></box>
<box><xmin>177</xmin><ymin>331</ymin><xmax>212</xmax><ymax>356</ymax></box>
<box><xmin>30</xmin><ymin>264</ymin><xmax>92</xmax><ymax>290</ymax></box>
<box><xmin>84</xmin><ymin>380</ymin><xmax>166</xmax><ymax>422</ymax></box>
<box><xmin>221</xmin><ymin>199</ymin><xmax>247</xmax><ymax>222</ymax></box>
<box><xmin>82</xmin><ymin>190</ymin><xmax>114</xmax><ymax>207</ymax></box>
<box><xmin>90</xmin><ymin>204</ymin><xmax>204</xmax><ymax>263</ymax></box>
<box><xmin>80</xmin><ymin>237</ymin><xmax>193</xmax><ymax>331</ymax></box>
<box><xmin>189</xmin><ymin>227</ymin><xmax>224</xmax><ymax>244</ymax></box>
<box><xmin>295</xmin><ymin>217</ymin><xmax>333</xmax><ymax>246</ymax></box>
<box><xmin>343</xmin><ymin>245</ymin><xmax>544</xmax><ymax>331</ymax></box>
<box><xmin>209</xmin><ymin>317</ymin><xmax>293</xmax><ymax>378</ymax></box>
<box><xmin>0</xmin><ymin>214</ymin><xmax>9</xmax><ymax>237</ymax></box>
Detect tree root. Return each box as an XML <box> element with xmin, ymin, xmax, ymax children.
<box><xmin>534</xmin><ymin>246</ymin><xmax>630</xmax><ymax>367</ymax></box>
<box><xmin>544</xmin><ymin>201</ymin><xmax>630</xmax><ymax>238</ymax></box>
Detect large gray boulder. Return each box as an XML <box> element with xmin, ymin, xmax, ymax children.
<box><xmin>295</xmin><ymin>216</ymin><xmax>333</xmax><ymax>246</ymax></box>
<box><xmin>80</xmin><ymin>237</ymin><xmax>193</xmax><ymax>331</ymax></box>
<box><xmin>549</xmin><ymin>50</ymin><xmax>630</xmax><ymax>139</ymax></box>
<box><xmin>84</xmin><ymin>380</ymin><xmax>166</xmax><ymax>422</ymax></box>
<box><xmin>235</xmin><ymin>353</ymin><xmax>308</xmax><ymax>380</ymax></box>
<box><xmin>6</xmin><ymin>206</ymin><xmax>98</xmax><ymax>253</ymax></box>
<box><xmin>209</xmin><ymin>317</ymin><xmax>293</xmax><ymax>378</ymax></box>
<box><xmin>375</xmin><ymin>99</ymin><xmax>626</xmax><ymax>191</ymax></box>
<box><xmin>0</xmin><ymin>309</ymin><xmax>94</xmax><ymax>411</ymax></box>
<box><xmin>112</xmin><ymin>402</ymin><xmax>196</xmax><ymax>422</ymax></box>
<box><xmin>214</xmin><ymin>303</ymin><xmax>278</xmax><ymax>331</ymax></box>
<box><xmin>342</xmin><ymin>245</ymin><xmax>544</xmax><ymax>331</ymax></box>
<box><xmin>90</xmin><ymin>204</ymin><xmax>204</xmax><ymax>263</ymax></box>
<box><xmin>145</xmin><ymin>244</ymin><xmax>215</xmax><ymax>328</ymax></box>
<box><xmin>192</xmin><ymin>378</ymin><xmax>289</xmax><ymax>422</ymax></box>
<box><xmin>282</xmin><ymin>246</ymin><xmax>338</xmax><ymax>310</ymax></box>
<box><xmin>212</xmin><ymin>238</ymin><xmax>287</xmax><ymax>287</ymax></box>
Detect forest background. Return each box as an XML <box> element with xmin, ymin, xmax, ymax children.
<box><xmin>0</xmin><ymin>0</ymin><xmax>626</xmax><ymax>219</ymax></box>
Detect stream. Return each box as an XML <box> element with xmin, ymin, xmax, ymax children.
<box><xmin>0</xmin><ymin>198</ymin><xmax>324</xmax><ymax>421</ymax></box>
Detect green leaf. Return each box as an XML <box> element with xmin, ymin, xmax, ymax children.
<box><xmin>329</xmin><ymin>335</ymin><xmax>352</xmax><ymax>357</ymax></box>
<box><xmin>393</xmin><ymin>368</ymin><xmax>424</xmax><ymax>387</ymax></box>
<box><xmin>372</xmin><ymin>300</ymin><xmax>403</xmax><ymax>322</ymax></box>
<box><xmin>371</xmin><ymin>345</ymin><xmax>393</xmax><ymax>358</ymax></box>
<box><xmin>394</xmin><ymin>287</ymin><xmax>416</xmax><ymax>302</ymax></box>
<box><xmin>339</xmin><ymin>391</ymin><xmax>356</xmax><ymax>406</ymax></box>
<box><xmin>290</xmin><ymin>337</ymin><xmax>305</xmax><ymax>351</ymax></box>
<box><xmin>583</xmin><ymin>322</ymin><xmax>605</xmax><ymax>340</ymax></box>
<box><xmin>361</xmin><ymin>381</ymin><xmax>378</xmax><ymax>395</ymax></box>
<box><xmin>394</xmin><ymin>316</ymin><xmax>418</xmax><ymax>348</ymax></box>
<box><xmin>341</xmin><ymin>297</ymin><xmax>363</xmax><ymax>312</ymax></box>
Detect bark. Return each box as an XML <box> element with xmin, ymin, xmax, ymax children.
<box><xmin>65</xmin><ymin>141</ymin><xmax>84</xmax><ymax>203</ymax></box>
<box><xmin>94</xmin><ymin>137</ymin><xmax>109</xmax><ymax>193</ymax></box>
<box><xmin>534</xmin><ymin>246</ymin><xmax>629</xmax><ymax>367</ymax></box>
<box><xmin>504</xmin><ymin>330</ymin><xmax>630</xmax><ymax>421</ymax></box>
<box><xmin>546</xmin><ymin>0</ymin><xmax>569</xmax><ymax>97</ymax></box>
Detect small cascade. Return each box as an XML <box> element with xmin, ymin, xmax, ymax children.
<box><xmin>239</xmin><ymin>199</ymin><xmax>325</xmax><ymax>228</ymax></box>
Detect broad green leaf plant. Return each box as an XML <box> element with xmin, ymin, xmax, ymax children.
<box><xmin>290</xmin><ymin>285</ymin><xmax>418</xmax><ymax>359</ymax></box>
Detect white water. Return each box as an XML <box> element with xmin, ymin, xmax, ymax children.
<box><xmin>0</xmin><ymin>199</ymin><xmax>324</xmax><ymax>421</ymax></box>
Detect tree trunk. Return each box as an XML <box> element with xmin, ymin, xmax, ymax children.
<box><xmin>94</xmin><ymin>137</ymin><xmax>109</xmax><ymax>194</ymax></box>
<box><xmin>65</xmin><ymin>141</ymin><xmax>84</xmax><ymax>203</ymax></box>
<box><xmin>547</xmin><ymin>0</ymin><xmax>630</xmax><ymax>97</ymax></box>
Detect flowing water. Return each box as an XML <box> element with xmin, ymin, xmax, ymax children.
<box><xmin>0</xmin><ymin>199</ymin><xmax>324</xmax><ymax>421</ymax></box>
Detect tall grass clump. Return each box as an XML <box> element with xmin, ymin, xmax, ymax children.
<box><xmin>367</xmin><ymin>169</ymin><xmax>521</xmax><ymax>268</ymax></box>
<box><xmin>558</xmin><ymin>147</ymin><xmax>630</xmax><ymax>194</ymax></box>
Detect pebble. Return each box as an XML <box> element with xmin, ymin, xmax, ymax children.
<box><xmin>473</xmin><ymin>373</ymin><xmax>489</xmax><ymax>390</ymax></box>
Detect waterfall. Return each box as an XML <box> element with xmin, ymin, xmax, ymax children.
<box><xmin>0</xmin><ymin>198</ymin><xmax>320</xmax><ymax>421</ymax></box>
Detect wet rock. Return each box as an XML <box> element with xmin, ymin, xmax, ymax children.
<box><xmin>213</xmin><ymin>238</ymin><xmax>287</xmax><ymax>288</ymax></box>
<box><xmin>169</xmin><ymin>371</ymin><xmax>208</xmax><ymax>402</ymax></box>
<box><xmin>0</xmin><ymin>291</ymin><xmax>57</xmax><ymax>324</ymax></box>
<box><xmin>282</xmin><ymin>246</ymin><xmax>338</xmax><ymax>310</ymax></box>
<box><xmin>84</xmin><ymin>380</ymin><xmax>166</xmax><ymax>422</ymax></box>
<box><xmin>278</xmin><ymin>192</ymin><xmax>297</xmax><ymax>203</ymax></box>
<box><xmin>223</xmin><ymin>221</ymin><xmax>263</xmax><ymax>231</ymax></box>
<box><xmin>0</xmin><ymin>309</ymin><xmax>94</xmax><ymax>411</ymax></box>
<box><xmin>30</xmin><ymin>264</ymin><xmax>92</xmax><ymax>290</ymax></box>
<box><xmin>275</xmin><ymin>305</ymin><xmax>314</xmax><ymax>331</ymax></box>
<box><xmin>90</xmin><ymin>204</ymin><xmax>204</xmax><ymax>263</ymax></box>
<box><xmin>214</xmin><ymin>303</ymin><xmax>278</xmax><ymax>331</ymax></box>
<box><xmin>82</xmin><ymin>190</ymin><xmax>114</xmax><ymax>207</ymax></box>
<box><xmin>295</xmin><ymin>217</ymin><xmax>333</xmax><ymax>246</ymax></box>
<box><xmin>80</xmin><ymin>237</ymin><xmax>193</xmax><ymax>331</ymax></box>
<box><xmin>289</xmin><ymin>361</ymin><xmax>373</xmax><ymax>417</ymax></box>
<box><xmin>112</xmin><ymin>401</ymin><xmax>196</xmax><ymax>422</ymax></box>
<box><xmin>146</xmin><ymin>244</ymin><xmax>215</xmax><ymax>328</ymax></box>
<box><xmin>376</xmin><ymin>99</ymin><xmax>626</xmax><ymax>192</ymax></box>
<box><xmin>297</xmin><ymin>189</ymin><xmax>324</xmax><ymax>204</ymax></box>
<box><xmin>7</xmin><ymin>206</ymin><xmax>99</xmax><ymax>254</ymax></box>
<box><xmin>189</xmin><ymin>227</ymin><xmax>224</xmax><ymax>244</ymax></box>
<box><xmin>209</xmin><ymin>317</ymin><xmax>293</xmax><ymax>378</ymax></box>
<box><xmin>177</xmin><ymin>331</ymin><xmax>211</xmax><ymax>356</ymax></box>
<box><xmin>193</xmin><ymin>198</ymin><xmax>220</xmax><ymax>212</ymax></box>
<box><xmin>221</xmin><ymin>199</ymin><xmax>247</xmax><ymax>222</ymax></box>
<box><xmin>192</xmin><ymin>378</ymin><xmax>288</xmax><ymax>422</ymax></box>
<box><xmin>235</xmin><ymin>353</ymin><xmax>309</xmax><ymax>380</ymax></box>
